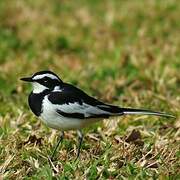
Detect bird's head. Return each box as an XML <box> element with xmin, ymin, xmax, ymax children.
<box><xmin>20</xmin><ymin>71</ymin><xmax>63</xmax><ymax>93</ymax></box>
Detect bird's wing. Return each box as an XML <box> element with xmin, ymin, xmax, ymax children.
<box><xmin>48</xmin><ymin>83</ymin><xmax>174</xmax><ymax>119</ymax></box>
<box><xmin>48</xmin><ymin>83</ymin><xmax>122</xmax><ymax>119</ymax></box>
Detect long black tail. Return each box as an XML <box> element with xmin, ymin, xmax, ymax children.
<box><xmin>120</xmin><ymin>108</ymin><xmax>175</xmax><ymax>118</ymax></box>
<box><xmin>97</xmin><ymin>104</ymin><xmax>174</xmax><ymax>118</ymax></box>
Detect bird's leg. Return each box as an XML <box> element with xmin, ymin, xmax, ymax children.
<box><xmin>51</xmin><ymin>131</ymin><xmax>64</xmax><ymax>160</ymax></box>
<box><xmin>76</xmin><ymin>130</ymin><xmax>83</xmax><ymax>160</ymax></box>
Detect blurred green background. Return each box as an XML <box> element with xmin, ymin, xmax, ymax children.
<box><xmin>0</xmin><ymin>0</ymin><xmax>179</xmax><ymax>179</ymax></box>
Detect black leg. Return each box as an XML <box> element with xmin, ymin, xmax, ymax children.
<box><xmin>51</xmin><ymin>131</ymin><xmax>64</xmax><ymax>160</ymax></box>
<box><xmin>76</xmin><ymin>130</ymin><xmax>83</xmax><ymax>160</ymax></box>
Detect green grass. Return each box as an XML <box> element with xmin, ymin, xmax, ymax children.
<box><xmin>0</xmin><ymin>0</ymin><xmax>179</xmax><ymax>179</ymax></box>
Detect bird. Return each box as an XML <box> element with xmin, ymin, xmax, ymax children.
<box><xmin>20</xmin><ymin>70</ymin><xmax>174</xmax><ymax>160</ymax></box>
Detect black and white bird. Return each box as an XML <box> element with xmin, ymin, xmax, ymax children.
<box><xmin>20</xmin><ymin>70</ymin><xmax>174</xmax><ymax>160</ymax></box>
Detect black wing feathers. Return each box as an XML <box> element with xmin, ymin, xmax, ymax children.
<box><xmin>56</xmin><ymin>109</ymin><xmax>85</xmax><ymax>119</ymax></box>
<box><xmin>48</xmin><ymin>83</ymin><xmax>104</xmax><ymax>106</ymax></box>
<box><xmin>48</xmin><ymin>83</ymin><xmax>173</xmax><ymax>119</ymax></box>
<box><xmin>48</xmin><ymin>83</ymin><xmax>120</xmax><ymax>119</ymax></box>
<box><xmin>97</xmin><ymin>104</ymin><xmax>123</xmax><ymax>114</ymax></box>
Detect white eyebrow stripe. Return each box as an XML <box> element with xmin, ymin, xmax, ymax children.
<box><xmin>33</xmin><ymin>74</ymin><xmax>58</xmax><ymax>80</ymax></box>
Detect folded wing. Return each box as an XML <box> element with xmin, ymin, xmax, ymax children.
<box><xmin>48</xmin><ymin>83</ymin><xmax>174</xmax><ymax>119</ymax></box>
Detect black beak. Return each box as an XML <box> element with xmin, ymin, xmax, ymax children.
<box><xmin>20</xmin><ymin>77</ymin><xmax>33</xmax><ymax>82</ymax></box>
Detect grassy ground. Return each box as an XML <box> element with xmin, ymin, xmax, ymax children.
<box><xmin>0</xmin><ymin>0</ymin><xmax>179</xmax><ymax>179</ymax></box>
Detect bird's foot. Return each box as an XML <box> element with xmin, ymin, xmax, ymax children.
<box><xmin>48</xmin><ymin>156</ymin><xmax>59</xmax><ymax>173</ymax></box>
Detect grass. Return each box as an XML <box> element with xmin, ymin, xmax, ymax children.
<box><xmin>0</xmin><ymin>0</ymin><xmax>179</xmax><ymax>179</ymax></box>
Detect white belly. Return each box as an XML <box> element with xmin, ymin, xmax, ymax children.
<box><xmin>40</xmin><ymin>112</ymin><xmax>99</xmax><ymax>130</ymax></box>
<box><xmin>40</xmin><ymin>96</ymin><xmax>100</xmax><ymax>130</ymax></box>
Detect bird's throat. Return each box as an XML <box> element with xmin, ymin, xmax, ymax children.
<box><xmin>32</xmin><ymin>82</ymin><xmax>48</xmax><ymax>94</ymax></box>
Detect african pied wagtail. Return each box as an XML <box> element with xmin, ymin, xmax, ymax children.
<box><xmin>20</xmin><ymin>71</ymin><xmax>174</xmax><ymax>160</ymax></box>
